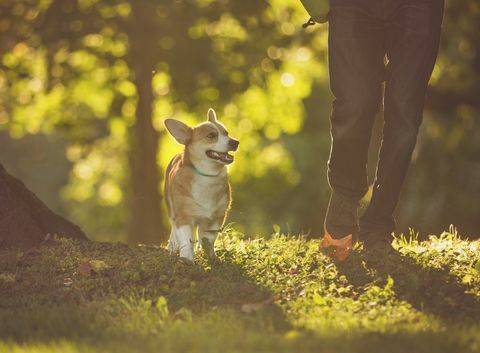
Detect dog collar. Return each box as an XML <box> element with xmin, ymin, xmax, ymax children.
<box><xmin>189</xmin><ymin>165</ymin><xmax>220</xmax><ymax>177</ymax></box>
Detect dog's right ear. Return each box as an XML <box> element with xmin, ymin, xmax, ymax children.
<box><xmin>164</xmin><ymin>119</ymin><xmax>192</xmax><ymax>145</ymax></box>
<box><xmin>207</xmin><ymin>108</ymin><xmax>217</xmax><ymax>122</ymax></box>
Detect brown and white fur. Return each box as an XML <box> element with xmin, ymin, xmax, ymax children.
<box><xmin>164</xmin><ymin>108</ymin><xmax>239</xmax><ymax>262</ymax></box>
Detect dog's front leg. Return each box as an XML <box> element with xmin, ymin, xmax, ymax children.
<box><xmin>175</xmin><ymin>225</ymin><xmax>195</xmax><ymax>262</ymax></box>
<box><xmin>198</xmin><ymin>222</ymin><xmax>220</xmax><ymax>261</ymax></box>
<box><xmin>167</xmin><ymin>220</ymin><xmax>179</xmax><ymax>254</ymax></box>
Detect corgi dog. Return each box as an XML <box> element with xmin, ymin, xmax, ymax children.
<box><xmin>164</xmin><ymin>108</ymin><xmax>239</xmax><ymax>262</ymax></box>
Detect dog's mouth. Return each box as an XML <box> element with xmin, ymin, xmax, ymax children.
<box><xmin>206</xmin><ymin>150</ymin><xmax>234</xmax><ymax>164</ymax></box>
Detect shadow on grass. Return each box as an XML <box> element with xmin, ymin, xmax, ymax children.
<box><xmin>0</xmin><ymin>240</ymin><xmax>290</xmax><ymax>344</ymax></box>
<box><xmin>336</xmin><ymin>246</ymin><xmax>480</xmax><ymax>325</ymax></box>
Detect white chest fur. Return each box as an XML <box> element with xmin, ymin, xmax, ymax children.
<box><xmin>190</xmin><ymin>173</ymin><xmax>229</xmax><ymax>220</ymax></box>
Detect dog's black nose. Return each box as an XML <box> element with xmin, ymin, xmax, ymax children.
<box><xmin>229</xmin><ymin>138</ymin><xmax>239</xmax><ymax>151</ymax></box>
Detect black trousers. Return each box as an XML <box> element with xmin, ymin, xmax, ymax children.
<box><xmin>327</xmin><ymin>0</ymin><xmax>444</xmax><ymax>234</ymax></box>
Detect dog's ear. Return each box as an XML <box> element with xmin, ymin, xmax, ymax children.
<box><xmin>207</xmin><ymin>108</ymin><xmax>217</xmax><ymax>122</ymax></box>
<box><xmin>164</xmin><ymin>119</ymin><xmax>192</xmax><ymax>145</ymax></box>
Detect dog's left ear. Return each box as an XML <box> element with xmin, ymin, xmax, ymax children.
<box><xmin>207</xmin><ymin>108</ymin><xmax>217</xmax><ymax>122</ymax></box>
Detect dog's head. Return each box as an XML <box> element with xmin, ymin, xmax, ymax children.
<box><xmin>165</xmin><ymin>108</ymin><xmax>239</xmax><ymax>165</ymax></box>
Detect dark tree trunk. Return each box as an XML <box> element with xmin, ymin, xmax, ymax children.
<box><xmin>0</xmin><ymin>163</ymin><xmax>87</xmax><ymax>248</ymax></box>
<box><xmin>127</xmin><ymin>2</ymin><xmax>167</xmax><ymax>245</ymax></box>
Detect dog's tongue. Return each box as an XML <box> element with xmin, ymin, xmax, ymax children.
<box><xmin>222</xmin><ymin>153</ymin><xmax>233</xmax><ymax>163</ymax></box>
<box><xmin>207</xmin><ymin>150</ymin><xmax>234</xmax><ymax>164</ymax></box>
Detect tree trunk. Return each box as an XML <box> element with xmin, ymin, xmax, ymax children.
<box><xmin>0</xmin><ymin>163</ymin><xmax>87</xmax><ymax>248</ymax></box>
<box><xmin>127</xmin><ymin>3</ymin><xmax>167</xmax><ymax>245</ymax></box>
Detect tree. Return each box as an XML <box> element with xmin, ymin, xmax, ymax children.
<box><xmin>0</xmin><ymin>163</ymin><xmax>87</xmax><ymax>247</ymax></box>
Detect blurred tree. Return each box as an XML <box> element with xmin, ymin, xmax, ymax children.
<box><xmin>0</xmin><ymin>0</ymin><xmax>322</xmax><ymax>242</ymax></box>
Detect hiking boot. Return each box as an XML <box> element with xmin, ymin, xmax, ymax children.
<box><xmin>360</xmin><ymin>229</ymin><xmax>394</xmax><ymax>255</ymax></box>
<box><xmin>324</xmin><ymin>192</ymin><xmax>359</xmax><ymax>241</ymax></box>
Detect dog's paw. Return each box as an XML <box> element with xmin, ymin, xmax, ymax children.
<box><xmin>201</xmin><ymin>238</ymin><xmax>216</xmax><ymax>261</ymax></box>
<box><xmin>167</xmin><ymin>241</ymin><xmax>178</xmax><ymax>254</ymax></box>
<box><xmin>179</xmin><ymin>256</ymin><xmax>195</xmax><ymax>265</ymax></box>
<box><xmin>179</xmin><ymin>246</ymin><xmax>194</xmax><ymax>262</ymax></box>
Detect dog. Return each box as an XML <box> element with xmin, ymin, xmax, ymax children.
<box><xmin>164</xmin><ymin>108</ymin><xmax>239</xmax><ymax>262</ymax></box>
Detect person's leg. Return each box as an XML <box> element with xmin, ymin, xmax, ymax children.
<box><xmin>360</xmin><ymin>0</ymin><xmax>445</xmax><ymax>243</ymax></box>
<box><xmin>325</xmin><ymin>1</ymin><xmax>386</xmax><ymax>238</ymax></box>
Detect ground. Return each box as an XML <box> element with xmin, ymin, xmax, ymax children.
<box><xmin>0</xmin><ymin>226</ymin><xmax>479</xmax><ymax>353</ymax></box>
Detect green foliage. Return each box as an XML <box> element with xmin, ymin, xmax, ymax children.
<box><xmin>0</xmin><ymin>228</ymin><xmax>479</xmax><ymax>352</ymax></box>
<box><xmin>0</xmin><ymin>0</ymin><xmax>331</xmax><ymax>241</ymax></box>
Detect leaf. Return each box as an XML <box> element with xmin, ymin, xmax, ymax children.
<box><xmin>284</xmin><ymin>330</ymin><xmax>302</xmax><ymax>340</ymax></box>
<box><xmin>155</xmin><ymin>296</ymin><xmax>169</xmax><ymax>320</ymax></box>
<box><xmin>0</xmin><ymin>273</ymin><xmax>16</xmax><ymax>283</ymax></box>
<box><xmin>241</xmin><ymin>297</ymin><xmax>274</xmax><ymax>313</ymax></box>
<box><xmin>89</xmin><ymin>260</ymin><xmax>109</xmax><ymax>271</ymax></box>
<box><xmin>241</xmin><ymin>302</ymin><xmax>266</xmax><ymax>313</ymax></box>
<box><xmin>78</xmin><ymin>262</ymin><xmax>94</xmax><ymax>276</ymax></box>
<box><xmin>78</xmin><ymin>259</ymin><xmax>109</xmax><ymax>276</ymax></box>
<box><xmin>273</xmin><ymin>224</ymin><xmax>281</xmax><ymax>234</ymax></box>
<box><xmin>474</xmin><ymin>260</ymin><xmax>480</xmax><ymax>273</ymax></box>
<box><xmin>312</xmin><ymin>294</ymin><xmax>328</xmax><ymax>306</ymax></box>
<box><xmin>63</xmin><ymin>277</ymin><xmax>73</xmax><ymax>287</ymax></box>
<box><xmin>462</xmin><ymin>274</ymin><xmax>473</xmax><ymax>285</ymax></box>
<box><xmin>172</xmin><ymin>307</ymin><xmax>192</xmax><ymax>322</ymax></box>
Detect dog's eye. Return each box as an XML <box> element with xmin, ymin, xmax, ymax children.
<box><xmin>207</xmin><ymin>132</ymin><xmax>217</xmax><ymax>139</ymax></box>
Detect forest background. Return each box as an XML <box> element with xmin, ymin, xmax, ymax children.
<box><xmin>1</xmin><ymin>0</ymin><xmax>479</xmax><ymax>244</ymax></box>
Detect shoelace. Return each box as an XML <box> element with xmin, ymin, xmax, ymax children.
<box><xmin>302</xmin><ymin>17</ymin><xmax>317</xmax><ymax>28</ymax></box>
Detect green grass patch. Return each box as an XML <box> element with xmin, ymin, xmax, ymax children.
<box><xmin>1</xmin><ymin>227</ymin><xmax>479</xmax><ymax>353</ymax></box>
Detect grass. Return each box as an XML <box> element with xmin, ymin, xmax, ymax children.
<box><xmin>0</xmin><ymin>226</ymin><xmax>479</xmax><ymax>353</ymax></box>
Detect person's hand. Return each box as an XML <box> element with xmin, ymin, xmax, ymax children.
<box><xmin>313</xmin><ymin>13</ymin><xmax>329</xmax><ymax>24</ymax></box>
